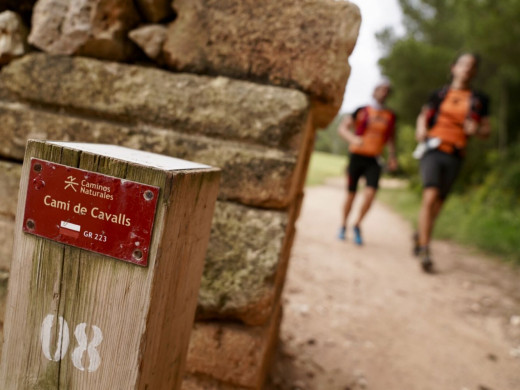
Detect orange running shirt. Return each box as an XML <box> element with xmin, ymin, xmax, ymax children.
<box><xmin>349</xmin><ymin>106</ymin><xmax>396</xmax><ymax>157</ymax></box>
<box><xmin>428</xmin><ymin>89</ymin><xmax>471</xmax><ymax>150</ymax></box>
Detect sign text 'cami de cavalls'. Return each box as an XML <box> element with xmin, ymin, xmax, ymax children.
<box><xmin>23</xmin><ymin>158</ymin><xmax>160</xmax><ymax>266</ymax></box>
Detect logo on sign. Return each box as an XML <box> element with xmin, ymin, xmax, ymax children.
<box><xmin>64</xmin><ymin>176</ymin><xmax>79</xmax><ymax>192</ymax></box>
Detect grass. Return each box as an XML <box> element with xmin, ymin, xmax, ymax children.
<box><xmin>305</xmin><ymin>151</ymin><xmax>346</xmax><ymax>186</ymax></box>
<box><xmin>435</xmin><ymin>195</ymin><xmax>520</xmax><ymax>263</ymax></box>
<box><xmin>379</xmin><ymin>187</ymin><xmax>520</xmax><ymax>264</ymax></box>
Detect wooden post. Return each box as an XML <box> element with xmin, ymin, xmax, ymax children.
<box><xmin>0</xmin><ymin>140</ymin><xmax>220</xmax><ymax>389</ymax></box>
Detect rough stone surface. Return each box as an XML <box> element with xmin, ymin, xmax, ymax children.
<box><xmin>0</xmin><ymin>217</ymin><xmax>14</xmax><ymax>271</ymax></box>
<box><xmin>28</xmin><ymin>0</ymin><xmax>140</xmax><ymax>61</ymax></box>
<box><xmin>198</xmin><ymin>202</ymin><xmax>287</xmax><ymax>325</ymax></box>
<box><xmin>0</xmin><ymin>161</ymin><xmax>21</xmax><ymax>219</ymax></box>
<box><xmin>0</xmin><ymin>75</ymin><xmax>16</xmax><ymax>101</ymax></box>
<box><xmin>135</xmin><ymin>0</ymin><xmax>174</xmax><ymax>23</ymax></box>
<box><xmin>163</xmin><ymin>0</ymin><xmax>361</xmax><ymax>126</ymax></box>
<box><xmin>0</xmin><ymin>159</ymin><xmax>288</xmax><ymax>323</ymax></box>
<box><xmin>0</xmin><ymin>11</ymin><xmax>29</xmax><ymax>66</ymax></box>
<box><xmin>0</xmin><ymin>102</ymin><xmax>298</xmax><ymax>207</ymax></box>
<box><xmin>185</xmin><ymin>305</ymin><xmax>281</xmax><ymax>389</ymax></box>
<box><xmin>182</xmin><ymin>375</ymin><xmax>245</xmax><ymax>390</ymax></box>
<box><xmin>129</xmin><ymin>24</ymin><xmax>167</xmax><ymax>60</ymax></box>
<box><xmin>0</xmin><ymin>116</ymin><xmax>290</xmax><ymax>325</ymax></box>
<box><xmin>0</xmin><ymin>161</ymin><xmax>21</xmax><ymax>271</ymax></box>
<box><xmin>2</xmin><ymin>54</ymin><xmax>310</xmax><ymax>151</ymax></box>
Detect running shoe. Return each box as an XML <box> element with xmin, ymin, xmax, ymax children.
<box><xmin>353</xmin><ymin>225</ymin><xmax>363</xmax><ymax>246</ymax></box>
<box><xmin>418</xmin><ymin>246</ymin><xmax>434</xmax><ymax>273</ymax></box>
<box><xmin>337</xmin><ymin>226</ymin><xmax>346</xmax><ymax>241</ymax></box>
<box><xmin>412</xmin><ymin>232</ymin><xmax>420</xmax><ymax>256</ymax></box>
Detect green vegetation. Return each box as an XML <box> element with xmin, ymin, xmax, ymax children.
<box><xmin>436</xmin><ymin>194</ymin><xmax>520</xmax><ymax>263</ymax></box>
<box><xmin>305</xmin><ymin>151</ymin><xmax>346</xmax><ymax>186</ymax></box>
<box><xmin>379</xmin><ymin>186</ymin><xmax>520</xmax><ymax>264</ymax></box>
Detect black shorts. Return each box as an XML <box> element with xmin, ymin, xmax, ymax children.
<box><xmin>420</xmin><ymin>149</ymin><xmax>462</xmax><ymax>199</ymax></box>
<box><xmin>347</xmin><ymin>153</ymin><xmax>381</xmax><ymax>192</ymax></box>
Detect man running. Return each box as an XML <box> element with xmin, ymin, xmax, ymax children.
<box><xmin>414</xmin><ymin>53</ymin><xmax>490</xmax><ymax>272</ymax></box>
<box><xmin>337</xmin><ymin>79</ymin><xmax>398</xmax><ymax>245</ymax></box>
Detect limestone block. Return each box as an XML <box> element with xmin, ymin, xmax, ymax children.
<box><xmin>0</xmin><ymin>160</ymin><xmax>288</xmax><ymax>322</ymax></box>
<box><xmin>0</xmin><ymin>216</ymin><xmax>14</xmax><ymax>271</ymax></box>
<box><xmin>164</xmin><ymin>0</ymin><xmax>361</xmax><ymax>126</ymax></box>
<box><xmin>185</xmin><ymin>305</ymin><xmax>281</xmax><ymax>389</ymax></box>
<box><xmin>182</xmin><ymin>375</ymin><xmax>245</xmax><ymax>390</ymax></box>
<box><xmin>0</xmin><ymin>11</ymin><xmax>29</xmax><ymax>66</ymax></box>
<box><xmin>135</xmin><ymin>0</ymin><xmax>174</xmax><ymax>23</ymax></box>
<box><xmin>0</xmin><ymin>156</ymin><xmax>290</xmax><ymax>323</ymax></box>
<box><xmin>0</xmin><ymin>156</ymin><xmax>290</xmax><ymax>324</ymax></box>
<box><xmin>198</xmin><ymin>202</ymin><xmax>287</xmax><ymax>325</ymax></box>
<box><xmin>0</xmin><ymin>161</ymin><xmax>21</xmax><ymax>271</ymax></box>
<box><xmin>0</xmin><ymin>73</ymin><xmax>16</xmax><ymax>101</ymax></box>
<box><xmin>28</xmin><ymin>0</ymin><xmax>140</xmax><ymax>61</ymax></box>
<box><xmin>2</xmin><ymin>53</ymin><xmax>309</xmax><ymax>151</ymax></box>
<box><xmin>129</xmin><ymin>24</ymin><xmax>168</xmax><ymax>60</ymax></box>
<box><xmin>0</xmin><ymin>161</ymin><xmax>21</xmax><ymax>219</ymax></box>
<box><xmin>0</xmin><ymin>103</ymin><xmax>298</xmax><ymax>207</ymax></box>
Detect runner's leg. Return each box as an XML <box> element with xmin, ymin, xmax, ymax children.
<box><xmin>341</xmin><ymin>191</ymin><xmax>356</xmax><ymax>228</ymax></box>
<box><xmin>353</xmin><ymin>157</ymin><xmax>381</xmax><ymax>227</ymax></box>
<box><xmin>420</xmin><ymin>152</ymin><xmax>461</xmax><ymax>245</ymax></box>
<box><xmin>418</xmin><ymin>187</ymin><xmax>440</xmax><ymax>247</ymax></box>
<box><xmin>419</xmin><ymin>151</ymin><xmax>443</xmax><ymax>248</ymax></box>
<box><xmin>340</xmin><ymin>155</ymin><xmax>363</xmax><ymax>230</ymax></box>
<box><xmin>354</xmin><ymin>186</ymin><xmax>377</xmax><ymax>227</ymax></box>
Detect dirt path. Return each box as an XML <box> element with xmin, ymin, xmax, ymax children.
<box><xmin>267</xmin><ymin>178</ymin><xmax>520</xmax><ymax>390</ymax></box>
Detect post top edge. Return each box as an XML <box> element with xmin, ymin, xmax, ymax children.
<box><xmin>44</xmin><ymin>141</ymin><xmax>215</xmax><ymax>171</ymax></box>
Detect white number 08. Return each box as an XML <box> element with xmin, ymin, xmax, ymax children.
<box><xmin>40</xmin><ymin>314</ymin><xmax>103</xmax><ymax>372</ymax></box>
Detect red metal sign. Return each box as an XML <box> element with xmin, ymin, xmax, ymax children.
<box><xmin>23</xmin><ymin>158</ymin><xmax>160</xmax><ymax>266</ymax></box>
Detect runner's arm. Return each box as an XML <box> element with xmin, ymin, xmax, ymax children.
<box><xmin>466</xmin><ymin>93</ymin><xmax>491</xmax><ymax>139</ymax></box>
<box><xmin>385</xmin><ymin>112</ymin><xmax>398</xmax><ymax>171</ymax></box>
<box><xmin>464</xmin><ymin>116</ymin><xmax>491</xmax><ymax>138</ymax></box>
<box><xmin>415</xmin><ymin>106</ymin><xmax>429</xmax><ymax>142</ymax></box>
<box><xmin>386</xmin><ymin>138</ymin><xmax>398</xmax><ymax>171</ymax></box>
<box><xmin>338</xmin><ymin>115</ymin><xmax>362</xmax><ymax>145</ymax></box>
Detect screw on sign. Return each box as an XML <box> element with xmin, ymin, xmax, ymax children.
<box><xmin>40</xmin><ymin>314</ymin><xmax>103</xmax><ymax>373</ymax></box>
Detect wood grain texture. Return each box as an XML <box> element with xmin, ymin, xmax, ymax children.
<box><xmin>0</xmin><ymin>140</ymin><xmax>220</xmax><ymax>389</ymax></box>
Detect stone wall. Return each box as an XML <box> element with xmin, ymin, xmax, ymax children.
<box><xmin>0</xmin><ymin>1</ymin><xmax>360</xmax><ymax>389</ymax></box>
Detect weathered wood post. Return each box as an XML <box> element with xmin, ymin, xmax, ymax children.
<box><xmin>0</xmin><ymin>140</ymin><xmax>220</xmax><ymax>389</ymax></box>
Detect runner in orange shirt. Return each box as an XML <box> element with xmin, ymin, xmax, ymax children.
<box><xmin>414</xmin><ymin>53</ymin><xmax>490</xmax><ymax>272</ymax></box>
<box><xmin>338</xmin><ymin>79</ymin><xmax>398</xmax><ymax>245</ymax></box>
